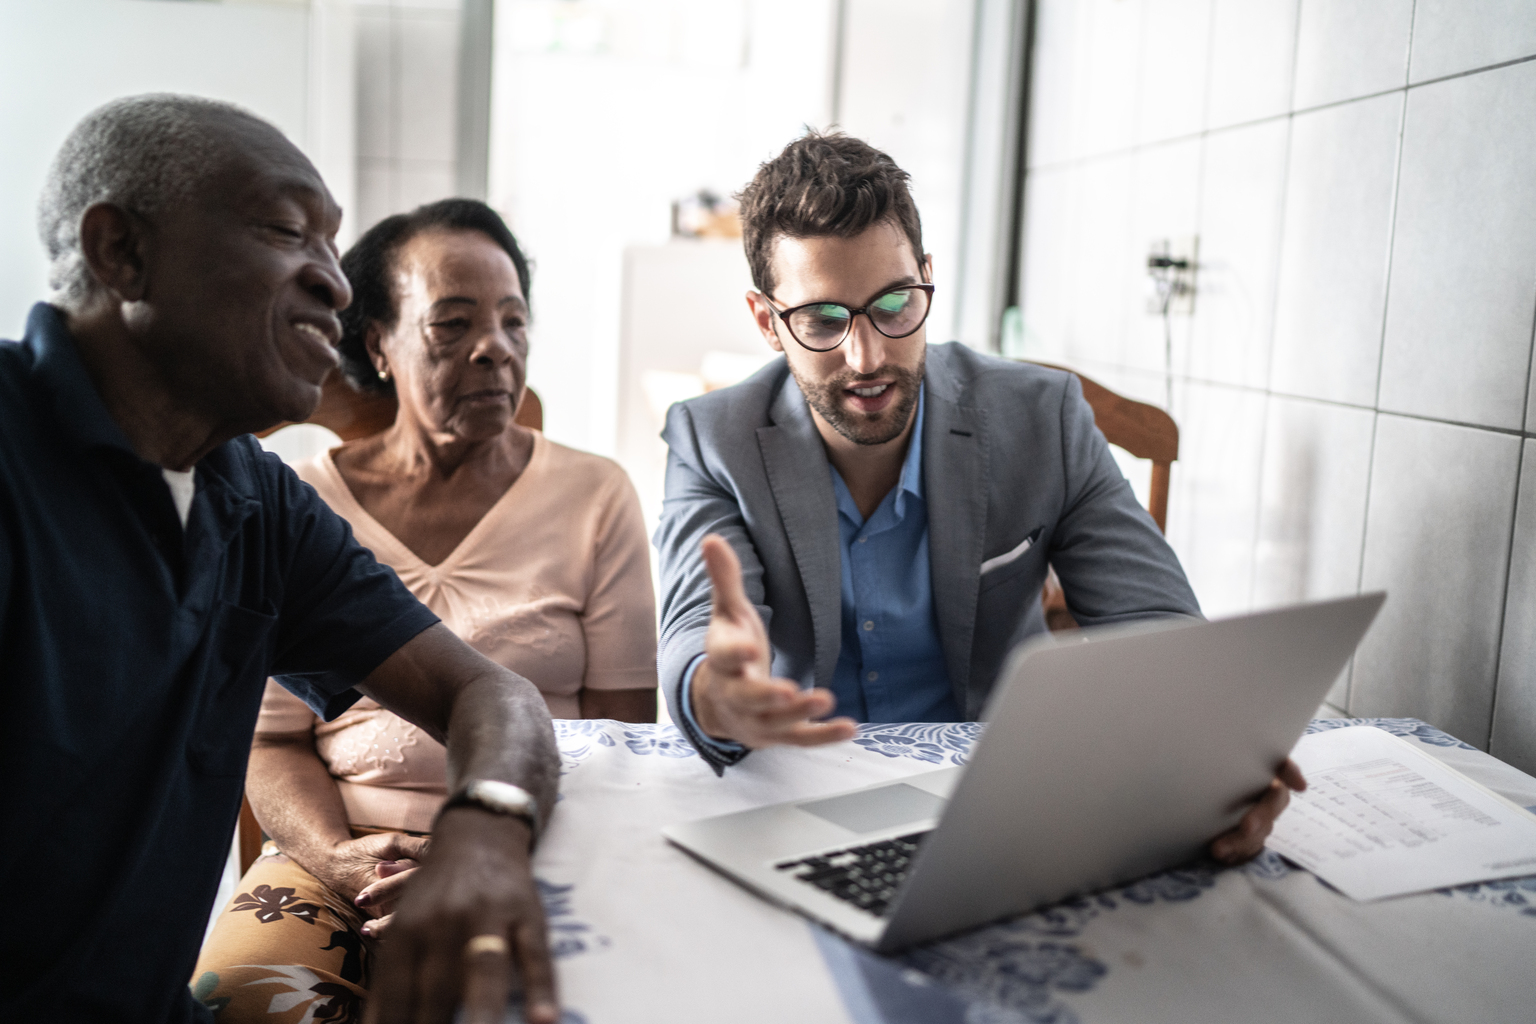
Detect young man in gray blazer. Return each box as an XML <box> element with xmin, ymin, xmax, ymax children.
<box><xmin>654</xmin><ymin>132</ymin><xmax>1303</xmax><ymax>861</ymax></box>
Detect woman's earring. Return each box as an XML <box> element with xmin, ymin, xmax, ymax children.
<box><xmin>378</xmin><ymin>367</ymin><xmax>389</xmax><ymax>382</ymax></box>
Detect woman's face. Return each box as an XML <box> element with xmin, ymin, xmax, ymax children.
<box><xmin>372</xmin><ymin>228</ymin><xmax>529</xmax><ymax>444</ymax></box>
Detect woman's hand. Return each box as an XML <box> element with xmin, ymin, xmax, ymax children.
<box><xmin>357</xmin><ymin>857</ymin><xmax>420</xmax><ymax>937</ymax></box>
<box><xmin>312</xmin><ymin>831</ymin><xmax>429</xmax><ymax>914</ymax></box>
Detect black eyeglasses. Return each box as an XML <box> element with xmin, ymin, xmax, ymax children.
<box><xmin>763</xmin><ymin>283</ymin><xmax>935</xmax><ymax>352</ymax></box>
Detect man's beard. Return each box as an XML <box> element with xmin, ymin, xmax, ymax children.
<box><xmin>793</xmin><ymin>352</ymin><xmax>925</xmax><ymax>447</ymax></box>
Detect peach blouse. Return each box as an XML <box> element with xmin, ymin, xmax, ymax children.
<box><xmin>257</xmin><ymin>432</ymin><xmax>657</xmax><ymax>832</ymax></box>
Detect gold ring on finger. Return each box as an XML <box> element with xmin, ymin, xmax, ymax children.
<box><xmin>464</xmin><ymin>933</ymin><xmax>510</xmax><ymax>958</ymax></box>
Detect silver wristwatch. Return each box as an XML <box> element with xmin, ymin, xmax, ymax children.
<box><xmin>441</xmin><ymin>779</ymin><xmax>540</xmax><ymax>837</ymax></box>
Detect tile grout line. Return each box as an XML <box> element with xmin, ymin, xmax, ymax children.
<box><xmin>1486</xmin><ymin>441</ymin><xmax>1527</xmax><ymax>756</ymax></box>
<box><xmin>1344</xmin><ymin>0</ymin><xmax>1421</xmax><ymax>716</ymax></box>
<box><xmin>1370</xmin><ymin>1</ymin><xmax>1414</xmax><ymax>413</ymax></box>
<box><xmin>1348</xmin><ymin>408</ymin><xmax>1380</xmax><ymax>715</ymax></box>
<box><xmin>1246</xmin><ymin>6</ymin><xmax>1305</xmax><ymax>617</ymax></box>
<box><xmin>1076</xmin><ymin>360</ymin><xmax>1536</xmax><ymax>440</ymax></box>
<box><xmin>1486</xmin><ymin>250</ymin><xmax>1536</xmax><ymax>754</ymax></box>
<box><xmin>1024</xmin><ymin>51</ymin><xmax>1536</xmax><ymax>179</ymax></box>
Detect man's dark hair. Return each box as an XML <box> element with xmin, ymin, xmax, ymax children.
<box><xmin>338</xmin><ymin>198</ymin><xmax>532</xmax><ymax>394</ymax></box>
<box><xmin>737</xmin><ymin>131</ymin><xmax>924</xmax><ymax>296</ymax></box>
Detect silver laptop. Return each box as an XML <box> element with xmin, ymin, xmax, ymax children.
<box><xmin>663</xmin><ymin>593</ymin><xmax>1386</xmax><ymax>952</ymax></box>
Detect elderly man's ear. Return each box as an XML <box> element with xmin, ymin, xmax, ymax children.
<box><xmin>76</xmin><ymin>203</ymin><xmax>150</xmax><ymax>303</ymax></box>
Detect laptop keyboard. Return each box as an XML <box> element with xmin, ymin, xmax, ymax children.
<box><xmin>773</xmin><ymin>831</ymin><xmax>929</xmax><ymax>917</ymax></box>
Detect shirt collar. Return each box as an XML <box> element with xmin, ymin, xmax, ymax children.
<box><xmin>897</xmin><ymin>385</ymin><xmax>926</xmax><ymax>503</ymax></box>
<box><xmin>24</xmin><ymin>302</ymin><xmax>139</xmax><ymax>457</ymax></box>
<box><xmin>830</xmin><ymin>384</ymin><xmax>926</xmax><ymax>524</ymax></box>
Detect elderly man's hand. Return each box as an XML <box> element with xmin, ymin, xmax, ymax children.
<box><xmin>1209</xmin><ymin>758</ymin><xmax>1306</xmax><ymax>864</ymax></box>
<box><xmin>692</xmin><ymin>535</ymin><xmax>857</xmax><ymax>749</ymax></box>
<box><xmin>362</xmin><ymin>809</ymin><xmax>555</xmax><ymax>1024</ymax></box>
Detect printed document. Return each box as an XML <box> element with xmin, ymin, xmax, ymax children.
<box><xmin>1266</xmin><ymin>725</ymin><xmax>1536</xmax><ymax>901</ymax></box>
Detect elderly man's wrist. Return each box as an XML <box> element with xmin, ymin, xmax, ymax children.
<box><xmin>434</xmin><ymin>804</ymin><xmax>535</xmax><ymax>857</ymax></box>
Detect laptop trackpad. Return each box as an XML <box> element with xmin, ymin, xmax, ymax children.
<box><xmin>798</xmin><ymin>783</ymin><xmax>945</xmax><ymax>833</ymax></box>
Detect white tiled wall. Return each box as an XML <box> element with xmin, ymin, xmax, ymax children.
<box><xmin>353</xmin><ymin>0</ymin><xmax>462</xmax><ymax>234</ymax></box>
<box><xmin>1015</xmin><ymin>0</ymin><xmax>1536</xmax><ymax>768</ymax></box>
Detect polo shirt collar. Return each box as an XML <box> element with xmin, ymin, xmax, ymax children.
<box><xmin>24</xmin><ymin>302</ymin><xmax>139</xmax><ymax>457</ymax></box>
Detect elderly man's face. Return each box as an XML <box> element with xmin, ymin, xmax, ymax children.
<box><xmin>128</xmin><ymin>125</ymin><xmax>350</xmax><ymax>429</ymax></box>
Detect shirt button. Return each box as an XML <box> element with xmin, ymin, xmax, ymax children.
<box><xmin>862</xmin><ymin>620</ymin><xmax>874</xmax><ymax>631</ymax></box>
<box><xmin>867</xmin><ymin>671</ymin><xmax>878</xmax><ymax>682</ymax></box>
<box><xmin>858</xmin><ymin>537</ymin><xmax>868</xmax><ymax>543</ymax></box>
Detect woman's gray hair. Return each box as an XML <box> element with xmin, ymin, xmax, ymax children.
<box><xmin>37</xmin><ymin>94</ymin><xmax>269</xmax><ymax>305</ymax></box>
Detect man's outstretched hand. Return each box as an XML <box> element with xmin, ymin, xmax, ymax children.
<box><xmin>1209</xmin><ymin>758</ymin><xmax>1306</xmax><ymax>864</ymax></box>
<box><xmin>691</xmin><ymin>535</ymin><xmax>857</xmax><ymax>749</ymax></box>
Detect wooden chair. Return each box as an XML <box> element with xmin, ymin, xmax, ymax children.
<box><xmin>257</xmin><ymin>373</ymin><xmax>543</xmax><ymax>443</ymax></box>
<box><xmin>1020</xmin><ymin>361</ymin><xmax>1179</xmax><ymax>631</ymax></box>
<box><xmin>238</xmin><ymin>376</ymin><xmax>543</xmax><ymax>875</ymax></box>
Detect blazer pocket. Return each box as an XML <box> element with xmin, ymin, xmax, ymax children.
<box><xmin>980</xmin><ymin>527</ymin><xmax>1042</xmax><ymax>576</ymax></box>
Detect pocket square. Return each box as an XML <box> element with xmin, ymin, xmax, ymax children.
<box><xmin>981</xmin><ymin>528</ymin><xmax>1042</xmax><ymax>575</ymax></box>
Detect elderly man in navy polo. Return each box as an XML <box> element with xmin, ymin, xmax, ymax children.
<box><xmin>0</xmin><ymin>95</ymin><xmax>559</xmax><ymax>1024</ymax></box>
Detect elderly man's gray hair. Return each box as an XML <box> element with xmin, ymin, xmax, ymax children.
<box><xmin>38</xmin><ymin>94</ymin><xmax>273</xmax><ymax>305</ymax></box>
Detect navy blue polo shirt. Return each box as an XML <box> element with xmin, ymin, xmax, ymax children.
<box><xmin>0</xmin><ymin>304</ymin><xmax>440</xmax><ymax>1022</ymax></box>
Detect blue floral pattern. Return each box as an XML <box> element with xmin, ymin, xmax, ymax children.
<box><xmin>622</xmin><ymin>725</ymin><xmax>699</xmax><ymax>757</ymax></box>
<box><xmin>1439</xmin><ymin>876</ymin><xmax>1536</xmax><ymax>917</ymax></box>
<box><xmin>1304</xmin><ymin>716</ymin><xmax>1477</xmax><ymax>750</ymax></box>
<box><xmin>898</xmin><ymin>858</ymin><xmax>1250</xmax><ymax>1021</ymax></box>
<box><xmin>853</xmin><ymin>722</ymin><xmax>983</xmax><ymax>766</ymax></box>
<box><xmin>904</xmin><ymin>936</ymin><xmax>1104</xmax><ymax>1024</ymax></box>
<box><xmin>555</xmin><ymin>719</ymin><xmax>617</xmax><ymax>774</ymax></box>
<box><xmin>537</xmin><ymin>878</ymin><xmax>609</xmax><ymax>959</ymax></box>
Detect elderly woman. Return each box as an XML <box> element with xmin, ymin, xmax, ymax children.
<box><xmin>194</xmin><ymin>199</ymin><xmax>656</xmax><ymax>1021</ymax></box>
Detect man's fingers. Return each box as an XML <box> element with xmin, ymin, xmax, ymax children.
<box><xmin>1278</xmin><ymin>757</ymin><xmax>1307</xmax><ymax>792</ymax></box>
<box><xmin>411</xmin><ymin>939</ymin><xmax>460</xmax><ymax>1024</ymax></box>
<box><xmin>730</xmin><ymin>677</ymin><xmax>809</xmax><ymax>713</ymax></box>
<box><xmin>457</xmin><ymin>935</ymin><xmax>516</xmax><ymax>1024</ymax></box>
<box><xmin>512</xmin><ymin>920</ymin><xmax>560</xmax><ymax>1024</ymax></box>
<box><xmin>1212</xmin><ymin>780</ymin><xmax>1290</xmax><ymax>863</ymax></box>
<box><xmin>772</xmin><ymin>718</ymin><xmax>859</xmax><ymax>747</ymax></box>
<box><xmin>745</xmin><ymin>691</ymin><xmax>839</xmax><ymax>730</ymax></box>
<box><xmin>705</xmin><ymin>631</ymin><xmax>767</xmax><ymax>679</ymax></box>
<box><xmin>361</xmin><ymin>933</ymin><xmax>417</xmax><ymax>1024</ymax></box>
<box><xmin>701</xmin><ymin>535</ymin><xmax>753</xmax><ymax>623</ymax></box>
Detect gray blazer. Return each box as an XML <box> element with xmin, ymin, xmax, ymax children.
<box><xmin>654</xmin><ymin>342</ymin><xmax>1200</xmax><ymax>767</ymax></box>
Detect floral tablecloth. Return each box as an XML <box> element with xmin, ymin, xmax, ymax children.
<box><xmin>531</xmin><ymin>719</ymin><xmax>1536</xmax><ymax>1024</ymax></box>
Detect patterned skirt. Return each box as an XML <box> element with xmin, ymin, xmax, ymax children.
<box><xmin>191</xmin><ymin>828</ymin><xmax>413</xmax><ymax>1023</ymax></box>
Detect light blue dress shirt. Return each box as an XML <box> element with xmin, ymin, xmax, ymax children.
<box><xmin>827</xmin><ymin>390</ymin><xmax>957</xmax><ymax>722</ymax></box>
<box><xmin>679</xmin><ymin>389</ymin><xmax>956</xmax><ymax>750</ymax></box>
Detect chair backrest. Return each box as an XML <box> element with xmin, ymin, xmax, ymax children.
<box><xmin>257</xmin><ymin>375</ymin><xmax>544</xmax><ymax>442</ymax></box>
<box><xmin>238</xmin><ymin>376</ymin><xmax>544</xmax><ymax>875</ymax></box>
<box><xmin>1022</xmin><ymin>361</ymin><xmax>1177</xmax><ymax>532</ymax></box>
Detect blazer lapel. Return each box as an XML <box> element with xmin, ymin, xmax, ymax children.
<box><xmin>923</xmin><ymin>370</ymin><xmax>989</xmax><ymax>717</ymax></box>
<box><xmin>757</xmin><ymin>377</ymin><xmax>842</xmax><ymax>688</ymax></box>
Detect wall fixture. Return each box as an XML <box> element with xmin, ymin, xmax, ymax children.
<box><xmin>1146</xmin><ymin>237</ymin><xmax>1198</xmax><ymax>411</ymax></box>
<box><xmin>1145</xmin><ymin>236</ymin><xmax>1198</xmax><ymax>316</ymax></box>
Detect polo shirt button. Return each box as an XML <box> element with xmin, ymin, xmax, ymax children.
<box><xmin>867</xmin><ymin>671</ymin><xmax>878</xmax><ymax>682</ymax></box>
<box><xmin>862</xmin><ymin>620</ymin><xmax>874</xmax><ymax>631</ymax></box>
<box><xmin>858</xmin><ymin>537</ymin><xmax>867</xmax><ymax>543</ymax></box>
